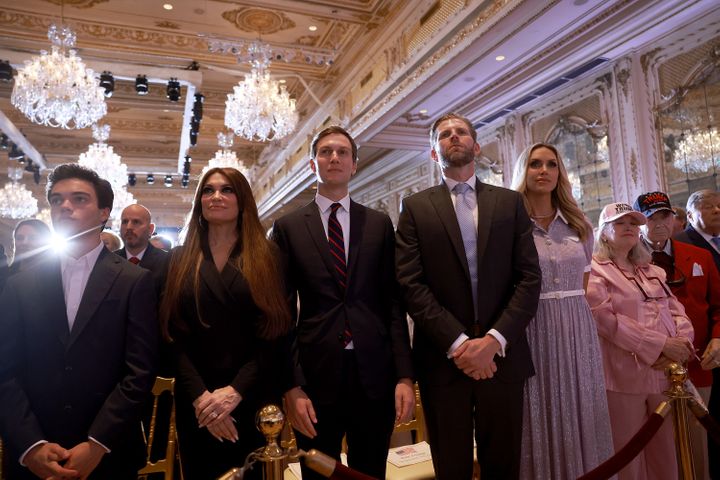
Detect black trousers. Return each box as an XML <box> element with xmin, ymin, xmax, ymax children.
<box><xmin>420</xmin><ymin>375</ymin><xmax>524</xmax><ymax>480</ymax></box>
<box><xmin>297</xmin><ymin>350</ymin><xmax>395</xmax><ymax>480</ymax></box>
<box><xmin>709</xmin><ymin>368</ymin><xmax>719</xmax><ymax>479</ymax></box>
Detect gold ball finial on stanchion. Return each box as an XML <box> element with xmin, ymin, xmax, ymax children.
<box><xmin>665</xmin><ymin>362</ymin><xmax>691</xmax><ymax>399</ymax></box>
<box><xmin>664</xmin><ymin>362</ymin><xmax>696</xmax><ymax>480</ymax></box>
<box><xmin>255</xmin><ymin>404</ymin><xmax>286</xmax><ymax>480</ymax></box>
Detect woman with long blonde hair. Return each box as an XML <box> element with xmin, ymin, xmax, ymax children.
<box><xmin>160</xmin><ymin>167</ymin><xmax>291</xmax><ymax>480</ymax></box>
<box><xmin>512</xmin><ymin>143</ymin><xmax>613</xmax><ymax>479</ymax></box>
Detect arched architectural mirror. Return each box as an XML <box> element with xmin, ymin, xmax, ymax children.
<box><xmin>658</xmin><ymin>53</ymin><xmax>720</xmax><ymax>208</ymax></box>
<box><xmin>545</xmin><ymin>116</ymin><xmax>613</xmax><ymax>225</ymax></box>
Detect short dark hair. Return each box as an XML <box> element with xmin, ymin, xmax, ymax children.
<box><xmin>310</xmin><ymin>126</ymin><xmax>358</xmax><ymax>162</ymax></box>
<box><xmin>46</xmin><ymin>163</ymin><xmax>114</xmax><ymax>211</ymax></box>
<box><xmin>429</xmin><ymin>113</ymin><xmax>477</xmax><ymax>145</ymax></box>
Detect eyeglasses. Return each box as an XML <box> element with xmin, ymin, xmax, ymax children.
<box><xmin>611</xmin><ymin>261</ymin><xmax>673</xmax><ymax>302</ymax></box>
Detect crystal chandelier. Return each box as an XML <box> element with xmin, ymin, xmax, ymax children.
<box><xmin>0</xmin><ymin>167</ymin><xmax>39</xmax><ymax>219</ymax></box>
<box><xmin>35</xmin><ymin>207</ymin><xmax>52</xmax><ymax>226</ymax></box>
<box><xmin>11</xmin><ymin>25</ymin><xmax>107</xmax><ymax>129</ymax></box>
<box><xmin>203</xmin><ymin>132</ymin><xmax>251</xmax><ymax>179</ymax></box>
<box><xmin>78</xmin><ymin>124</ymin><xmax>134</xmax><ymax>226</ymax></box>
<box><xmin>674</xmin><ymin>128</ymin><xmax>720</xmax><ymax>174</ymax></box>
<box><xmin>225</xmin><ymin>43</ymin><xmax>298</xmax><ymax>141</ymax></box>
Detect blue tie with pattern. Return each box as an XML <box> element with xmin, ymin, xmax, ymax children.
<box><xmin>711</xmin><ymin>236</ymin><xmax>720</xmax><ymax>250</ymax></box>
<box><xmin>328</xmin><ymin>203</ymin><xmax>351</xmax><ymax>346</ymax></box>
<box><xmin>453</xmin><ymin>183</ymin><xmax>478</xmax><ymax>321</ymax></box>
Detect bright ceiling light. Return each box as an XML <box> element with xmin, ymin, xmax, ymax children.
<box><xmin>309</xmin><ymin>25</ymin><xmax>318</xmax><ymax>31</ymax></box>
<box><xmin>419</xmin><ymin>109</ymin><xmax>428</xmax><ymax>114</ymax></box>
<box><xmin>163</xmin><ymin>4</ymin><xmax>173</xmax><ymax>10</ymax></box>
<box><xmin>495</xmin><ymin>55</ymin><xmax>506</xmax><ymax>61</ymax></box>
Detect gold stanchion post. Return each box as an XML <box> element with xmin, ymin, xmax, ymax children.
<box><xmin>664</xmin><ymin>362</ymin><xmax>695</xmax><ymax>480</ymax></box>
<box><xmin>255</xmin><ymin>404</ymin><xmax>287</xmax><ymax>480</ymax></box>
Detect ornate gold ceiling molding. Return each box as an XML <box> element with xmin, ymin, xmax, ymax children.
<box><xmin>41</xmin><ymin>0</ymin><xmax>109</xmax><ymax>8</ymax></box>
<box><xmin>155</xmin><ymin>21</ymin><xmax>181</xmax><ymax>30</ymax></box>
<box><xmin>221</xmin><ymin>7</ymin><xmax>296</xmax><ymax>35</ymax></box>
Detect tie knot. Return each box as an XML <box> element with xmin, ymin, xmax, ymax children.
<box><xmin>129</xmin><ymin>256</ymin><xmax>140</xmax><ymax>265</ymax></box>
<box><xmin>453</xmin><ymin>183</ymin><xmax>471</xmax><ymax>195</ymax></box>
<box><xmin>330</xmin><ymin>203</ymin><xmax>342</xmax><ymax>214</ymax></box>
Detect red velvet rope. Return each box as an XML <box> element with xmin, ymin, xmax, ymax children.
<box><xmin>577</xmin><ymin>412</ymin><xmax>666</xmax><ymax>480</ymax></box>
<box><xmin>690</xmin><ymin>403</ymin><xmax>720</xmax><ymax>445</ymax></box>
<box><xmin>327</xmin><ymin>463</ymin><xmax>378</xmax><ymax>480</ymax></box>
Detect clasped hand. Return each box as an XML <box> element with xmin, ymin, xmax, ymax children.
<box><xmin>193</xmin><ymin>386</ymin><xmax>242</xmax><ymax>443</ymax></box>
<box><xmin>26</xmin><ymin>440</ymin><xmax>105</xmax><ymax>480</ymax></box>
<box><xmin>452</xmin><ymin>336</ymin><xmax>500</xmax><ymax>380</ymax></box>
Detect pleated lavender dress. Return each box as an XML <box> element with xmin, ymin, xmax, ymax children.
<box><xmin>520</xmin><ymin>214</ymin><xmax>614</xmax><ymax>479</ymax></box>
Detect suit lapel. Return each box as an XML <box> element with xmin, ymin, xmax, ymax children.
<box><xmin>475</xmin><ymin>179</ymin><xmax>496</xmax><ymax>264</ymax></box>
<box><xmin>67</xmin><ymin>249</ymin><xmax>122</xmax><ymax>349</ymax></box>
<box><xmin>346</xmin><ymin>201</ymin><xmax>364</xmax><ymax>286</ymax></box>
<box><xmin>37</xmin><ymin>257</ymin><xmax>71</xmax><ymax>346</ymax></box>
<box><xmin>430</xmin><ymin>184</ymin><xmax>471</xmax><ymax>282</ymax></box>
<box><xmin>302</xmin><ymin>202</ymin><xmax>345</xmax><ymax>292</ymax></box>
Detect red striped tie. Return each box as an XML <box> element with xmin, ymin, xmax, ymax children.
<box><xmin>328</xmin><ymin>203</ymin><xmax>351</xmax><ymax>346</ymax></box>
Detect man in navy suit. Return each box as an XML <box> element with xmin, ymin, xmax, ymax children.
<box><xmin>675</xmin><ymin>188</ymin><xmax>720</xmax><ymax>478</ymax></box>
<box><xmin>272</xmin><ymin>126</ymin><xmax>414</xmax><ymax>480</ymax></box>
<box><xmin>0</xmin><ymin>164</ymin><xmax>158</xmax><ymax>479</ymax></box>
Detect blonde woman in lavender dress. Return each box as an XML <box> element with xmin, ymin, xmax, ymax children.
<box><xmin>511</xmin><ymin>143</ymin><xmax>613</xmax><ymax>479</ymax></box>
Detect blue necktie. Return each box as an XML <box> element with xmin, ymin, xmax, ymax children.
<box><xmin>711</xmin><ymin>236</ymin><xmax>720</xmax><ymax>250</ymax></box>
<box><xmin>453</xmin><ymin>183</ymin><xmax>478</xmax><ymax>321</ymax></box>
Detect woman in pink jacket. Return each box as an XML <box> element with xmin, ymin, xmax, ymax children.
<box><xmin>587</xmin><ymin>202</ymin><xmax>694</xmax><ymax>480</ymax></box>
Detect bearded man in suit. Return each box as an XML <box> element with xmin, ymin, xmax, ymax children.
<box><xmin>395</xmin><ymin>113</ymin><xmax>541</xmax><ymax>479</ymax></box>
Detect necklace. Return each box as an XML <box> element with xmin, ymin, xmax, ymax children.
<box><xmin>531</xmin><ymin>211</ymin><xmax>555</xmax><ymax>219</ymax></box>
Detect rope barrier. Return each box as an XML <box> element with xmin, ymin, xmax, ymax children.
<box><xmin>577</xmin><ymin>401</ymin><xmax>671</xmax><ymax>480</ymax></box>
<box><xmin>688</xmin><ymin>397</ymin><xmax>720</xmax><ymax>445</ymax></box>
<box><xmin>303</xmin><ymin>449</ymin><xmax>378</xmax><ymax>480</ymax></box>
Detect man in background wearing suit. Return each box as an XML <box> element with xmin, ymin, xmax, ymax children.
<box><xmin>116</xmin><ymin>203</ymin><xmax>169</xmax><ymax>291</ymax></box>
<box><xmin>272</xmin><ymin>126</ymin><xmax>414</xmax><ymax>480</ymax></box>
<box><xmin>675</xmin><ymin>188</ymin><xmax>720</xmax><ymax>478</ymax></box>
<box><xmin>396</xmin><ymin>113</ymin><xmax>541</xmax><ymax>479</ymax></box>
<box><xmin>0</xmin><ymin>164</ymin><xmax>158</xmax><ymax>479</ymax></box>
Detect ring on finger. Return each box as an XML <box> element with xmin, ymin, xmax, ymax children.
<box><xmin>211</xmin><ymin>412</ymin><xmax>219</xmax><ymax>419</ymax></box>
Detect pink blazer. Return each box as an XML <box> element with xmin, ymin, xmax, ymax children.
<box><xmin>587</xmin><ymin>258</ymin><xmax>694</xmax><ymax>394</ymax></box>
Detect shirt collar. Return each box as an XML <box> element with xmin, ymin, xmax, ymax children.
<box><xmin>444</xmin><ymin>175</ymin><xmax>477</xmax><ymax>193</ymax></box>
<box><xmin>315</xmin><ymin>192</ymin><xmax>351</xmax><ymax>213</ymax></box>
<box><xmin>641</xmin><ymin>236</ymin><xmax>672</xmax><ymax>255</ymax></box>
<box><xmin>60</xmin><ymin>240</ymin><xmax>104</xmax><ymax>271</ymax></box>
<box><xmin>126</xmin><ymin>246</ymin><xmax>147</xmax><ymax>260</ymax></box>
<box><xmin>694</xmin><ymin>225</ymin><xmax>720</xmax><ymax>244</ymax></box>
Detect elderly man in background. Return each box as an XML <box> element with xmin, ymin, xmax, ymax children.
<box><xmin>675</xmin><ymin>189</ymin><xmax>720</xmax><ymax>478</ymax></box>
<box><xmin>101</xmin><ymin>230</ymin><xmax>122</xmax><ymax>252</ymax></box>
<box><xmin>635</xmin><ymin>191</ymin><xmax>720</xmax><ymax>479</ymax></box>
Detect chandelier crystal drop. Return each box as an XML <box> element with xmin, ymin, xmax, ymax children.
<box><xmin>203</xmin><ymin>132</ymin><xmax>251</xmax><ymax>178</ymax></box>
<box><xmin>0</xmin><ymin>167</ymin><xmax>39</xmax><ymax>219</ymax></box>
<box><xmin>11</xmin><ymin>25</ymin><xmax>107</xmax><ymax>129</ymax></box>
<box><xmin>674</xmin><ymin>128</ymin><xmax>720</xmax><ymax>174</ymax></box>
<box><xmin>78</xmin><ymin>124</ymin><xmax>134</xmax><ymax>226</ymax></box>
<box><xmin>224</xmin><ymin>43</ymin><xmax>298</xmax><ymax>141</ymax></box>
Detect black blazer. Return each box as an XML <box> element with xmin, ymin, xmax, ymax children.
<box><xmin>675</xmin><ymin>225</ymin><xmax>720</xmax><ymax>272</ymax></box>
<box><xmin>0</xmin><ymin>248</ymin><xmax>159</xmax><ymax>476</ymax></box>
<box><xmin>395</xmin><ymin>179</ymin><xmax>541</xmax><ymax>385</ymax></box>
<box><xmin>271</xmin><ymin>200</ymin><xmax>413</xmax><ymax>404</ymax></box>
<box><xmin>115</xmin><ymin>243</ymin><xmax>170</xmax><ymax>294</ymax></box>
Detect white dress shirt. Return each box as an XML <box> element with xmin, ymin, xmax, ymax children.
<box><xmin>442</xmin><ymin>175</ymin><xmax>507</xmax><ymax>358</ymax></box>
<box><xmin>124</xmin><ymin>246</ymin><xmax>147</xmax><ymax>262</ymax></box>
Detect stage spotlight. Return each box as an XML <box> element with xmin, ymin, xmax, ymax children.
<box><xmin>24</xmin><ymin>159</ymin><xmax>35</xmax><ymax>172</ymax></box>
<box><xmin>128</xmin><ymin>173</ymin><xmax>137</xmax><ymax>186</ymax></box>
<box><xmin>183</xmin><ymin>155</ymin><xmax>191</xmax><ymax>174</ymax></box>
<box><xmin>99</xmin><ymin>71</ymin><xmax>115</xmax><ymax>98</ymax></box>
<box><xmin>164</xmin><ymin>174</ymin><xmax>173</xmax><ymax>187</ymax></box>
<box><xmin>9</xmin><ymin>143</ymin><xmax>24</xmax><ymax>161</ymax></box>
<box><xmin>0</xmin><ymin>60</ymin><xmax>13</xmax><ymax>81</ymax></box>
<box><xmin>192</xmin><ymin>93</ymin><xmax>204</xmax><ymax>120</ymax></box>
<box><xmin>166</xmin><ymin>78</ymin><xmax>181</xmax><ymax>102</ymax></box>
<box><xmin>147</xmin><ymin>174</ymin><xmax>155</xmax><ymax>185</ymax></box>
<box><xmin>0</xmin><ymin>134</ymin><xmax>8</xmax><ymax>149</ymax></box>
<box><xmin>135</xmin><ymin>75</ymin><xmax>149</xmax><ymax>95</ymax></box>
<box><xmin>181</xmin><ymin>173</ymin><xmax>189</xmax><ymax>188</ymax></box>
<box><xmin>189</xmin><ymin>130</ymin><xmax>198</xmax><ymax>147</ymax></box>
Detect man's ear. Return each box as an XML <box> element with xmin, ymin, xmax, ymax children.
<box><xmin>430</xmin><ymin>148</ymin><xmax>439</xmax><ymax>164</ymax></box>
<box><xmin>309</xmin><ymin>158</ymin><xmax>317</xmax><ymax>173</ymax></box>
<box><xmin>149</xmin><ymin>222</ymin><xmax>156</xmax><ymax>236</ymax></box>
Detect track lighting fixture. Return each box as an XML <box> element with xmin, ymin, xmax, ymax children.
<box><xmin>135</xmin><ymin>75</ymin><xmax>149</xmax><ymax>95</ymax></box>
<box><xmin>146</xmin><ymin>173</ymin><xmax>155</xmax><ymax>185</ymax></box>
<box><xmin>128</xmin><ymin>173</ymin><xmax>137</xmax><ymax>186</ymax></box>
<box><xmin>166</xmin><ymin>78</ymin><xmax>181</xmax><ymax>102</ymax></box>
<box><xmin>164</xmin><ymin>174</ymin><xmax>173</xmax><ymax>187</ymax></box>
<box><xmin>99</xmin><ymin>71</ymin><xmax>115</xmax><ymax>98</ymax></box>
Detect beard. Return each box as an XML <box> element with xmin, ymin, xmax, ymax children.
<box><xmin>437</xmin><ymin>145</ymin><xmax>475</xmax><ymax>169</ymax></box>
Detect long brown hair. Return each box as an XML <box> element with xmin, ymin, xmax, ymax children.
<box><xmin>511</xmin><ymin>143</ymin><xmax>592</xmax><ymax>242</ymax></box>
<box><xmin>160</xmin><ymin>167</ymin><xmax>291</xmax><ymax>340</ymax></box>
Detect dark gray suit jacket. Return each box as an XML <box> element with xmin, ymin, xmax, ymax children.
<box><xmin>395</xmin><ymin>179</ymin><xmax>541</xmax><ymax>385</ymax></box>
<box><xmin>0</xmin><ymin>248</ymin><xmax>159</xmax><ymax>478</ymax></box>
<box><xmin>115</xmin><ymin>243</ymin><xmax>170</xmax><ymax>295</ymax></box>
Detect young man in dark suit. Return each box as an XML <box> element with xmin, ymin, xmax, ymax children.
<box><xmin>271</xmin><ymin>126</ymin><xmax>414</xmax><ymax>480</ymax></box>
<box><xmin>0</xmin><ymin>164</ymin><xmax>159</xmax><ymax>480</ymax></box>
<box><xmin>395</xmin><ymin>113</ymin><xmax>541</xmax><ymax>479</ymax></box>
<box><xmin>674</xmin><ymin>188</ymin><xmax>720</xmax><ymax>478</ymax></box>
